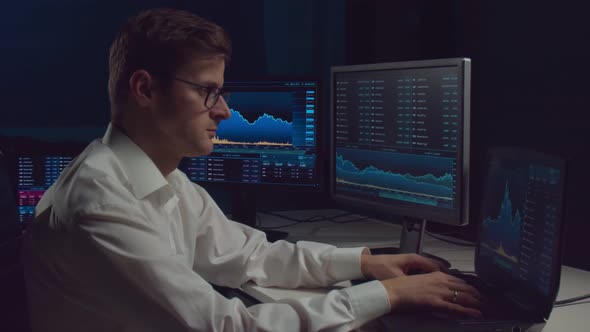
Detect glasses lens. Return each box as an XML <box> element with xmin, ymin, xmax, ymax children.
<box><xmin>204</xmin><ymin>91</ymin><xmax>216</xmax><ymax>109</ymax></box>
<box><xmin>205</xmin><ymin>90</ymin><xmax>230</xmax><ymax>109</ymax></box>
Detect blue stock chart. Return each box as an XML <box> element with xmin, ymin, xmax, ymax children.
<box><xmin>481</xmin><ymin>182</ymin><xmax>522</xmax><ymax>263</ymax></box>
<box><xmin>335</xmin><ymin>149</ymin><xmax>454</xmax><ymax>207</ymax></box>
<box><xmin>180</xmin><ymin>81</ymin><xmax>319</xmax><ymax>187</ymax></box>
<box><xmin>214</xmin><ymin>109</ymin><xmax>293</xmax><ymax>146</ymax></box>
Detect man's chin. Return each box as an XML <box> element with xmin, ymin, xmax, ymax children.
<box><xmin>184</xmin><ymin>145</ymin><xmax>214</xmax><ymax>158</ymax></box>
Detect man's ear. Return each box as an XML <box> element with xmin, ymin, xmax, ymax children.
<box><xmin>128</xmin><ymin>70</ymin><xmax>153</xmax><ymax>107</ymax></box>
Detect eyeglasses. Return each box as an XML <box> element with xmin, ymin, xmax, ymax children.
<box><xmin>173</xmin><ymin>77</ymin><xmax>231</xmax><ymax>109</ymax></box>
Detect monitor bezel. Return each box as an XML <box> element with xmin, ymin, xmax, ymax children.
<box><xmin>329</xmin><ymin>58</ymin><xmax>471</xmax><ymax>226</ymax></box>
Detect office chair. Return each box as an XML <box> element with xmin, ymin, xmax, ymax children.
<box><xmin>0</xmin><ymin>150</ymin><xmax>31</xmax><ymax>332</ymax></box>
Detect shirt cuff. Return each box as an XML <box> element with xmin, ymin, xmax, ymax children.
<box><xmin>343</xmin><ymin>280</ymin><xmax>391</xmax><ymax>327</ymax></box>
<box><xmin>327</xmin><ymin>247</ymin><xmax>368</xmax><ymax>282</ymax></box>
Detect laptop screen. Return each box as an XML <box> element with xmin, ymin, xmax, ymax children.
<box><xmin>475</xmin><ymin>148</ymin><xmax>565</xmax><ymax>307</ymax></box>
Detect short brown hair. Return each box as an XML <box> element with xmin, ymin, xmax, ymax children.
<box><xmin>108</xmin><ymin>8</ymin><xmax>232</xmax><ymax>106</ymax></box>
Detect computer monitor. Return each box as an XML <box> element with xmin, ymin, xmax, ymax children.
<box><xmin>330</xmin><ymin>58</ymin><xmax>471</xmax><ymax>255</ymax></box>
<box><xmin>1</xmin><ymin>131</ymin><xmax>91</xmax><ymax>228</ymax></box>
<box><xmin>178</xmin><ymin>80</ymin><xmax>321</xmax><ymax>227</ymax></box>
<box><xmin>14</xmin><ymin>155</ymin><xmax>73</xmax><ymax>224</ymax></box>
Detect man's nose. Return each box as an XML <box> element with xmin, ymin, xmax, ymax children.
<box><xmin>210</xmin><ymin>96</ymin><xmax>231</xmax><ymax>120</ymax></box>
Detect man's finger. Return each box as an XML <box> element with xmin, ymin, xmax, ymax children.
<box><xmin>408</xmin><ymin>255</ymin><xmax>443</xmax><ymax>273</ymax></box>
<box><xmin>446</xmin><ymin>281</ymin><xmax>482</xmax><ymax>301</ymax></box>
<box><xmin>438</xmin><ymin>300</ymin><xmax>482</xmax><ymax>317</ymax></box>
<box><xmin>442</xmin><ymin>289</ymin><xmax>482</xmax><ymax>308</ymax></box>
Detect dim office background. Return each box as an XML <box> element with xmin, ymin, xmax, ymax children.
<box><xmin>1</xmin><ymin>0</ymin><xmax>589</xmax><ymax>321</ymax></box>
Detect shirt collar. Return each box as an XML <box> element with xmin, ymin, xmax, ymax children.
<box><xmin>102</xmin><ymin>123</ymin><xmax>169</xmax><ymax>200</ymax></box>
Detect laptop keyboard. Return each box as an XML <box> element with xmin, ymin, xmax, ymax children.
<box><xmin>354</xmin><ymin>271</ymin><xmax>531</xmax><ymax>324</ymax></box>
<box><xmin>450</xmin><ymin>273</ymin><xmax>521</xmax><ymax>323</ymax></box>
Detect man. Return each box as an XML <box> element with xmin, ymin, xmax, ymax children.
<box><xmin>22</xmin><ymin>8</ymin><xmax>481</xmax><ymax>331</ymax></box>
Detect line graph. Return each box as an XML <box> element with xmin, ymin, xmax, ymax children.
<box><xmin>212</xmin><ymin>137</ymin><xmax>292</xmax><ymax>146</ymax></box>
<box><xmin>481</xmin><ymin>181</ymin><xmax>521</xmax><ymax>263</ymax></box>
<box><xmin>216</xmin><ymin>109</ymin><xmax>293</xmax><ymax>145</ymax></box>
<box><xmin>335</xmin><ymin>151</ymin><xmax>454</xmax><ymax>205</ymax></box>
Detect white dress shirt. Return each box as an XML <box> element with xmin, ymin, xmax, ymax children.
<box><xmin>22</xmin><ymin>124</ymin><xmax>390</xmax><ymax>332</ymax></box>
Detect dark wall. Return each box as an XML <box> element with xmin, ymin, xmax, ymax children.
<box><xmin>346</xmin><ymin>0</ymin><xmax>590</xmax><ymax>270</ymax></box>
<box><xmin>474</xmin><ymin>2</ymin><xmax>590</xmax><ymax>272</ymax></box>
<box><xmin>0</xmin><ymin>1</ymin><xmax>268</xmax><ymax>129</ymax></box>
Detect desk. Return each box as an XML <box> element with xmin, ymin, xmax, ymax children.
<box><xmin>240</xmin><ymin>209</ymin><xmax>590</xmax><ymax>331</ymax></box>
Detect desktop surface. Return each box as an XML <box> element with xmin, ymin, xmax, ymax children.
<box><xmin>242</xmin><ymin>209</ymin><xmax>590</xmax><ymax>332</ymax></box>
<box><xmin>259</xmin><ymin>209</ymin><xmax>403</xmax><ymax>249</ymax></box>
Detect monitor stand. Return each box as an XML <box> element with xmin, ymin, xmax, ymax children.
<box><xmin>230</xmin><ymin>191</ymin><xmax>288</xmax><ymax>242</ymax></box>
<box><xmin>370</xmin><ymin>217</ymin><xmax>451</xmax><ymax>269</ymax></box>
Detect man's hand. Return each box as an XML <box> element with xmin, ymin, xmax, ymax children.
<box><xmin>361</xmin><ymin>253</ymin><xmax>443</xmax><ymax>280</ymax></box>
<box><xmin>381</xmin><ymin>271</ymin><xmax>482</xmax><ymax>317</ymax></box>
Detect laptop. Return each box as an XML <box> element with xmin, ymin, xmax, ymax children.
<box><xmin>379</xmin><ymin>147</ymin><xmax>567</xmax><ymax>332</ymax></box>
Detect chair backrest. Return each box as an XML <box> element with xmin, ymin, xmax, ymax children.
<box><xmin>0</xmin><ymin>150</ymin><xmax>31</xmax><ymax>331</ymax></box>
<box><xmin>0</xmin><ymin>150</ymin><xmax>19</xmax><ymax>241</ymax></box>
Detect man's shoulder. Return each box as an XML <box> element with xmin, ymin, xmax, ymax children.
<box><xmin>66</xmin><ymin>140</ymin><xmax>127</xmax><ymax>183</ymax></box>
<box><xmin>51</xmin><ymin>141</ymin><xmax>135</xmax><ymax>216</ymax></box>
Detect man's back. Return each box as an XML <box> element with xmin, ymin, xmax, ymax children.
<box><xmin>22</xmin><ymin>133</ymin><xmax>209</xmax><ymax>331</ymax></box>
